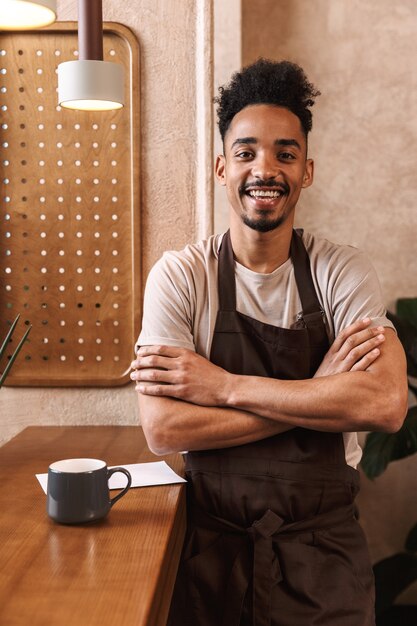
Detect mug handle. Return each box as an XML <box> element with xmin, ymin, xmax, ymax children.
<box><xmin>107</xmin><ymin>467</ymin><xmax>132</xmax><ymax>506</ymax></box>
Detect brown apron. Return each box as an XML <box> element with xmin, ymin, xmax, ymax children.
<box><xmin>168</xmin><ymin>230</ymin><xmax>375</xmax><ymax>626</ymax></box>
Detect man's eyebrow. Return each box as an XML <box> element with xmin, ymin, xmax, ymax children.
<box><xmin>274</xmin><ymin>138</ymin><xmax>301</xmax><ymax>150</ymax></box>
<box><xmin>230</xmin><ymin>137</ymin><xmax>257</xmax><ymax>149</ymax></box>
<box><xmin>230</xmin><ymin>137</ymin><xmax>302</xmax><ymax>150</ymax></box>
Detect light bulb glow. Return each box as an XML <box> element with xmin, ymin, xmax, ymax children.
<box><xmin>0</xmin><ymin>0</ymin><xmax>56</xmax><ymax>30</ymax></box>
<box><xmin>60</xmin><ymin>99</ymin><xmax>124</xmax><ymax>112</ymax></box>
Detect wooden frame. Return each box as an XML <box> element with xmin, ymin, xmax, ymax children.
<box><xmin>0</xmin><ymin>22</ymin><xmax>141</xmax><ymax>386</ymax></box>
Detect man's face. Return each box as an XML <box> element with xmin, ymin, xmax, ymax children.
<box><xmin>215</xmin><ymin>104</ymin><xmax>313</xmax><ymax>233</ymax></box>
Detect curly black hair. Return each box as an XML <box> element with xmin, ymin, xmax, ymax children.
<box><xmin>214</xmin><ymin>58</ymin><xmax>321</xmax><ymax>142</ymax></box>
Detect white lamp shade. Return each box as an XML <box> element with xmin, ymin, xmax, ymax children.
<box><xmin>58</xmin><ymin>60</ymin><xmax>124</xmax><ymax>111</ymax></box>
<box><xmin>0</xmin><ymin>0</ymin><xmax>56</xmax><ymax>30</ymax></box>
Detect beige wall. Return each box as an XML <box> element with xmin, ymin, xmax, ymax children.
<box><xmin>241</xmin><ymin>0</ymin><xmax>417</xmax><ymax>311</ymax></box>
<box><xmin>0</xmin><ymin>0</ymin><xmax>213</xmax><ymax>445</ymax></box>
<box><xmin>213</xmin><ymin>0</ymin><xmax>241</xmax><ymax>234</ymax></box>
<box><xmin>241</xmin><ymin>0</ymin><xmax>417</xmax><ymax>598</ymax></box>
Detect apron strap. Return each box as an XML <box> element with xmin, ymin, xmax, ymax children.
<box><xmin>222</xmin><ymin>509</ymin><xmax>284</xmax><ymax>626</ymax></box>
<box><xmin>217</xmin><ymin>229</ymin><xmax>325</xmax><ymax>328</ymax></box>
<box><xmin>217</xmin><ymin>230</ymin><xmax>237</xmax><ymax>311</ymax></box>
<box><xmin>248</xmin><ymin>510</ymin><xmax>285</xmax><ymax>626</ymax></box>
<box><xmin>290</xmin><ymin>229</ymin><xmax>325</xmax><ymax>328</ymax></box>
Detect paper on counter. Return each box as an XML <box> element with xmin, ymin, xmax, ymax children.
<box><xmin>36</xmin><ymin>461</ymin><xmax>186</xmax><ymax>494</ymax></box>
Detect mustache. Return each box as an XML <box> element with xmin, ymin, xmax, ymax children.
<box><xmin>239</xmin><ymin>180</ymin><xmax>290</xmax><ymax>194</ymax></box>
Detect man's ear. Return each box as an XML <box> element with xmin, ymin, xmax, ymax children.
<box><xmin>215</xmin><ymin>154</ymin><xmax>226</xmax><ymax>186</ymax></box>
<box><xmin>302</xmin><ymin>158</ymin><xmax>314</xmax><ymax>188</ymax></box>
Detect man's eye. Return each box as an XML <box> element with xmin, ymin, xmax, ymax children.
<box><xmin>236</xmin><ymin>151</ymin><xmax>253</xmax><ymax>159</ymax></box>
<box><xmin>279</xmin><ymin>152</ymin><xmax>295</xmax><ymax>161</ymax></box>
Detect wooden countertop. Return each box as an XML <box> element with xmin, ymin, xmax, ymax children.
<box><xmin>0</xmin><ymin>426</ymin><xmax>186</xmax><ymax>626</ymax></box>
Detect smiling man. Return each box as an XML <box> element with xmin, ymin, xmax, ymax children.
<box><xmin>131</xmin><ymin>60</ymin><xmax>408</xmax><ymax>626</ymax></box>
<box><xmin>221</xmin><ymin>105</ymin><xmax>310</xmax><ymax>238</ymax></box>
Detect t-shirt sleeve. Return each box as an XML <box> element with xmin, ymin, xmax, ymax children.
<box><xmin>325</xmin><ymin>246</ymin><xmax>395</xmax><ymax>338</ymax></box>
<box><xmin>136</xmin><ymin>253</ymin><xmax>196</xmax><ymax>353</ymax></box>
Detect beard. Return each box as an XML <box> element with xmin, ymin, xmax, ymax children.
<box><xmin>241</xmin><ymin>211</ymin><xmax>288</xmax><ymax>233</ymax></box>
<box><xmin>238</xmin><ymin>180</ymin><xmax>291</xmax><ymax>233</ymax></box>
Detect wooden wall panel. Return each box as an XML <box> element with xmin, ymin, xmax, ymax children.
<box><xmin>0</xmin><ymin>23</ymin><xmax>140</xmax><ymax>386</ymax></box>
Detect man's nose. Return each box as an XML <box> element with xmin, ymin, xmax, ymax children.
<box><xmin>251</xmin><ymin>153</ymin><xmax>280</xmax><ymax>180</ymax></box>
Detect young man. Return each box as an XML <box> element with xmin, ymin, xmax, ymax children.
<box><xmin>131</xmin><ymin>59</ymin><xmax>408</xmax><ymax>625</ymax></box>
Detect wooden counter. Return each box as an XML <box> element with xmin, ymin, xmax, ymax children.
<box><xmin>0</xmin><ymin>426</ymin><xmax>186</xmax><ymax>626</ymax></box>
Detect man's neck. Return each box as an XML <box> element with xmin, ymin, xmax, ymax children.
<box><xmin>229</xmin><ymin>219</ymin><xmax>294</xmax><ymax>274</ymax></box>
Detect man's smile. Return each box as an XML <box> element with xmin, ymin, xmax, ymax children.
<box><xmin>240</xmin><ymin>181</ymin><xmax>290</xmax><ymax>208</ymax></box>
<box><xmin>247</xmin><ymin>189</ymin><xmax>283</xmax><ymax>198</ymax></box>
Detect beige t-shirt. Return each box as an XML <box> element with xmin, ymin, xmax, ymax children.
<box><xmin>138</xmin><ymin>231</ymin><xmax>394</xmax><ymax>468</ymax></box>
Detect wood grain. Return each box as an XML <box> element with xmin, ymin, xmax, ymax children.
<box><xmin>0</xmin><ymin>426</ymin><xmax>186</xmax><ymax>626</ymax></box>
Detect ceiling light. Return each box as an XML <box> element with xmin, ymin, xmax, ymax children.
<box><xmin>57</xmin><ymin>0</ymin><xmax>124</xmax><ymax>112</ymax></box>
<box><xmin>0</xmin><ymin>0</ymin><xmax>56</xmax><ymax>30</ymax></box>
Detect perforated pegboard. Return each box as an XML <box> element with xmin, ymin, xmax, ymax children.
<box><xmin>0</xmin><ymin>23</ymin><xmax>141</xmax><ymax>386</ymax></box>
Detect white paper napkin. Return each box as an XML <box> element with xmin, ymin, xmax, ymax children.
<box><xmin>36</xmin><ymin>461</ymin><xmax>186</xmax><ymax>494</ymax></box>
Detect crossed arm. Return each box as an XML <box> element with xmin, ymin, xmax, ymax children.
<box><xmin>131</xmin><ymin>319</ymin><xmax>408</xmax><ymax>455</ymax></box>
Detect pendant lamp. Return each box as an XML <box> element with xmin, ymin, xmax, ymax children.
<box><xmin>57</xmin><ymin>0</ymin><xmax>124</xmax><ymax>111</ymax></box>
<box><xmin>0</xmin><ymin>0</ymin><xmax>56</xmax><ymax>30</ymax></box>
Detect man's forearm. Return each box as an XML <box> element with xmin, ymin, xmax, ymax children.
<box><xmin>222</xmin><ymin>331</ymin><xmax>408</xmax><ymax>433</ymax></box>
<box><xmin>133</xmin><ymin>326</ymin><xmax>408</xmax><ymax>445</ymax></box>
<box><xmin>225</xmin><ymin>369</ymin><xmax>403</xmax><ymax>433</ymax></box>
<box><xmin>139</xmin><ymin>394</ymin><xmax>292</xmax><ymax>455</ymax></box>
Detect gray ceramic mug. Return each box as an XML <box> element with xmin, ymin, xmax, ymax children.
<box><xmin>47</xmin><ymin>458</ymin><xmax>132</xmax><ymax>524</ymax></box>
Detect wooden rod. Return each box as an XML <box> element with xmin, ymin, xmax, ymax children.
<box><xmin>78</xmin><ymin>0</ymin><xmax>103</xmax><ymax>61</ymax></box>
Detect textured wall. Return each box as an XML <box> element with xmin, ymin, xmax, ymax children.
<box><xmin>213</xmin><ymin>0</ymin><xmax>241</xmax><ymax>234</ymax></box>
<box><xmin>242</xmin><ymin>0</ymin><xmax>417</xmax><ymax>595</ymax></box>
<box><xmin>0</xmin><ymin>0</ymin><xmax>212</xmax><ymax>446</ymax></box>
<box><xmin>242</xmin><ymin>0</ymin><xmax>417</xmax><ymax>311</ymax></box>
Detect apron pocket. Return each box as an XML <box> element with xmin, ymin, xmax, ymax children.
<box><xmin>274</xmin><ymin>531</ymin><xmax>375</xmax><ymax>626</ymax></box>
<box><xmin>316</xmin><ymin>520</ymin><xmax>375</xmax><ymax>596</ymax></box>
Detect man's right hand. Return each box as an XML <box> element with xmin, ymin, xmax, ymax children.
<box><xmin>314</xmin><ymin>318</ymin><xmax>386</xmax><ymax>378</ymax></box>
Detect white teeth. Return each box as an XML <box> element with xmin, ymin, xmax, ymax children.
<box><xmin>248</xmin><ymin>189</ymin><xmax>282</xmax><ymax>198</ymax></box>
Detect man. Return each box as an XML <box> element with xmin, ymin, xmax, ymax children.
<box><xmin>130</xmin><ymin>59</ymin><xmax>408</xmax><ymax>625</ymax></box>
